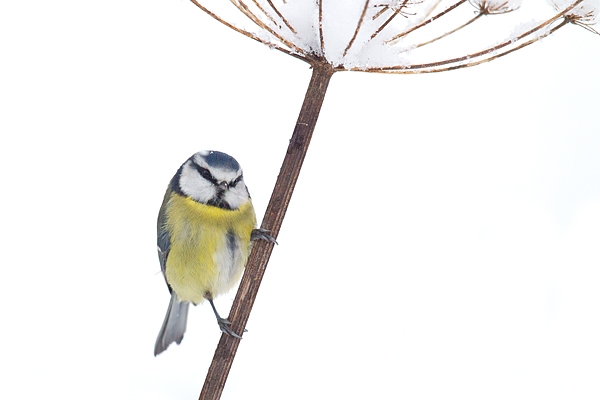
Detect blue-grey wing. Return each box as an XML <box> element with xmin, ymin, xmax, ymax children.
<box><xmin>157</xmin><ymin>185</ymin><xmax>172</xmax><ymax>292</ymax></box>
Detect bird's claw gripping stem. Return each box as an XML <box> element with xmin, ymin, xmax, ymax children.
<box><xmin>251</xmin><ymin>228</ymin><xmax>277</xmax><ymax>244</ymax></box>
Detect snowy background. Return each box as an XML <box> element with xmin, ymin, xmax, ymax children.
<box><xmin>1</xmin><ymin>1</ymin><xmax>599</xmax><ymax>399</ymax></box>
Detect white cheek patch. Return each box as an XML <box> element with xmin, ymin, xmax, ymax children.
<box><xmin>224</xmin><ymin>184</ymin><xmax>249</xmax><ymax>210</ymax></box>
<box><xmin>179</xmin><ymin>163</ymin><xmax>215</xmax><ymax>203</ymax></box>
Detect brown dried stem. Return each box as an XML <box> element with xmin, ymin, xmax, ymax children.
<box><xmin>198</xmin><ymin>61</ymin><xmax>335</xmax><ymax>400</ymax></box>
<box><xmin>266</xmin><ymin>0</ymin><xmax>297</xmax><ymax>34</ymax></box>
<box><xmin>189</xmin><ymin>0</ymin><xmax>267</xmax><ymax>46</ymax></box>
<box><xmin>377</xmin><ymin>18</ymin><xmax>570</xmax><ymax>73</ymax></box>
<box><xmin>232</xmin><ymin>0</ymin><xmax>306</xmax><ymax>55</ymax></box>
<box><xmin>420</xmin><ymin>0</ymin><xmax>445</xmax><ymax>21</ymax></box>
<box><xmin>249</xmin><ymin>0</ymin><xmax>281</xmax><ymax>29</ymax></box>
<box><xmin>343</xmin><ymin>0</ymin><xmax>371</xmax><ymax>58</ymax></box>
<box><xmin>564</xmin><ymin>9</ymin><xmax>600</xmax><ymax>34</ymax></box>
<box><xmin>407</xmin><ymin>0</ymin><xmax>521</xmax><ymax>51</ymax></box>
<box><xmin>370</xmin><ymin>0</ymin><xmax>411</xmax><ymax>40</ymax></box>
<box><xmin>388</xmin><ymin>0</ymin><xmax>469</xmax><ymax>43</ymax></box>
<box><xmin>318</xmin><ymin>0</ymin><xmax>325</xmax><ymax>55</ymax></box>
<box><xmin>572</xmin><ymin>21</ymin><xmax>599</xmax><ymax>34</ymax></box>
<box><xmin>412</xmin><ymin>12</ymin><xmax>483</xmax><ymax>49</ymax></box>
<box><xmin>189</xmin><ymin>0</ymin><xmax>308</xmax><ymax>61</ymax></box>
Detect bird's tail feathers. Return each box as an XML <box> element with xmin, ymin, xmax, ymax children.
<box><xmin>154</xmin><ymin>293</ymin><xmax>189</xmax><ymax>356</ymax></box>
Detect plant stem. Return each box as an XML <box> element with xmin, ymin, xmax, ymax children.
<box><xmin>198</xmin><ymin>61</ymin><xmax>335</xmax><ymax>400</ymax></box>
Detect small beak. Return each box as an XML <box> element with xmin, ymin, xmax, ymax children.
<box><xmin>218</xmin><ymin>181</ymin><xmax>229</xmax><ymax>191</ymax></box>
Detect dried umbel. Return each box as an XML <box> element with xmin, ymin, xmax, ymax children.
<box><xmin>190</xmin><ymin>0</ymin><xmax>598</xmax><ymax>72</ymax></box>
<box><xmin>553</xmin><ymin>0</ymin><xmax>599</xmax><ymax>32</ymax></box>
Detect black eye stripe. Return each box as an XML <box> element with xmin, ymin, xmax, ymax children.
<box><xmin>230</xmin><ymin>174</ymin><xmax>243</xmax><ymax>188</ymax></box>
<box><xmin>194</xmin><ymin>163</ymin><xmax>243</xmax><ymax>188</ymax></box>
<box><xmin>195</xmin><ymin>165</ymin><xmax>217</xmax><ymax>184</ymax></box>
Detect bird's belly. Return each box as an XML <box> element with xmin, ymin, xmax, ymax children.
<box><xmin>165</xmin><ymin>228</ymin><xmax>247</xmax><ymax>304</ymax></box>
<box><xmin>163</xmin><ymin>195</ymin><xmax>256</xmax><ymax>304</ymax></box>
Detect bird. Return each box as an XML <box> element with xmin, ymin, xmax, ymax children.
<box><xmin>154</xmin><ymin>150</ymin><xmax>273</xmax><ymax>356</ymax></box>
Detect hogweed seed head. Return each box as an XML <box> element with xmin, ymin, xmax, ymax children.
<box><xmin>189</xmin><ymin>0</ymin><xmax>598</xmax><ymax>72</ymax></box>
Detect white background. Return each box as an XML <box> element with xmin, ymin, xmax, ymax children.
<box><xmin>1</xmin><ymin>1</ymin><xmax>599</xmax><ymax>399</ymax></box>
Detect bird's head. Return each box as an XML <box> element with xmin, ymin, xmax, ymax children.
<box><xmin>174</xmin><ymin>150</ymin><xmax>250</xmax><ymax>210</ymax></box>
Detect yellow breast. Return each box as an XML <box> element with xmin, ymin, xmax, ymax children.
<box><xmin>164</xmin><ymin>193</ymin><xmax>256</xmax><ymax>304</ymax></box>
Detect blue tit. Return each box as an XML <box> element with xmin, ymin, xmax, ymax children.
<box><xmin>154</xmin><ymin>150</ymin><xmax>266</xmax><ymax>356</ymax></box>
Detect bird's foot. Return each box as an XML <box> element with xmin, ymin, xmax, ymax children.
<box><xmin>216</xmin><ymin>317</ymin><xmax>244</xmax><ymax>339</ymax></box>
<box><xmin>251</xmin><ymin>228</ymin><xmax>277</xmax><ymax>244</ymax></box>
